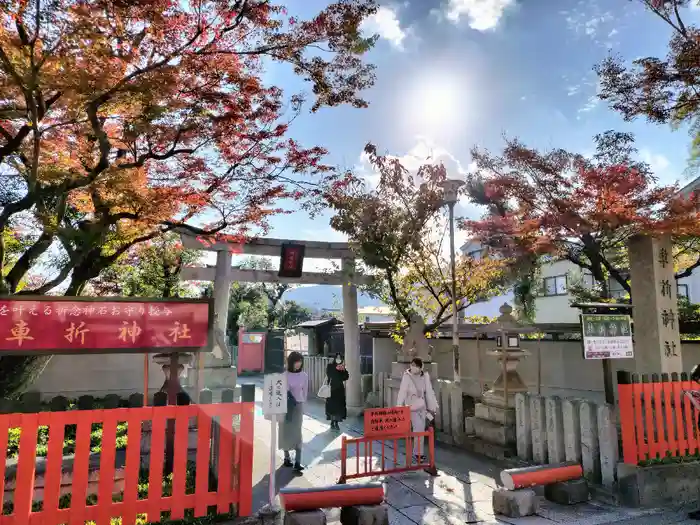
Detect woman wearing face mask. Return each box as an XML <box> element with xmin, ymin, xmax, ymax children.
<box><xmin>325</xmin><ymin>353</ymin><xmax>349</xmax><ymax>430</ymax></box>
<box><xmin>396</xmin><ymin>357</ymin><xmax>438</xmax><ymax>463</ymax></box>
<box><xmin>279</xmin><ymin>351</ymin><xmax>308</xmax><ymax>472</ymax></box>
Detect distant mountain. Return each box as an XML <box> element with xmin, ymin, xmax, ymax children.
<box><xmin>284</xmin><ymin>285</ymin><xmax>384</xmax><ymax>311</ymax></box>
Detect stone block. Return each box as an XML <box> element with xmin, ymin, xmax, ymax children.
<box><xmin>284</xmin><ymin>509</ymin><xmax>327</xmax><ymax>525</ymax></box>
<box><xmin>545</xmin><ymin>396</ymin><xmax>565</xmax><ymax>464</ymax></box>
<box><xmin>202</xmin><ymin>366</ymin><xmax>236</xmax><ymax>390</ymax></box>
<box><xmin>450</xmin><ymin>387</ymin><xmax>465</xmax><ymax>444</ymax></box>
<box><xmin>465</xmin><ymin>416</ymin><xmax>476</xmax><ymax>435</ymax></box>
<box><xmin>597</xmin><ymin>404</ymin><xmax>619</xmax><ymax>489</ymax></box>
<box><xmin>515</xmin><ymin>393</ymin><xmax>532</xmax><ymax>461</ymax></box>
<box><xmin>475</xmin><ymin>403</ymin><xmax>489</xmax><ymax>420</ymax></box>
<box><xmin>619</xmin><ymin>461</ymin><xmax>700</xmax><ymax>508</ymax></box>
<box><xmin>579</xmin><ymin>400</ymin><xmax>601</xmax><ymax>483</ymax></box>
<box><xmin>492</xmin><ymin>488</ymin><xmax>539</xmax><ymax>518</ymax></box>
<box><xmin>544</xmin><ymin>479</ymin><xmax>589</xmax><ymax>505</ymax></box>
<box><xmin>259</xmin><ymin>504</ymin><xmax>283</xmax><ymax>525</ymax></box>
<box><xmin>475</xmin><ymin>403</ymin><xmax>516</xmax><ymax>425</ymax></box>
<box><xmin>340</xmin><ymin>503</ymin><xmax>389</xmax><ymax>525</ymax></box>
<box><xmin>474</xmin><ymin>418</ymin><xmax>516</xmax><ymax>446</ymax></box>
<box><xmin>529</xmin><ymin>395</ymin><xmax>548</xmax><ymax>464</ymax></box>
<box><xmin>561</xmin><ymin>399</ymin><xmax>581</xmax><ymax>463</ymax></box>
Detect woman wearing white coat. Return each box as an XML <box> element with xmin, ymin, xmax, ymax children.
<box><xmin>396</xmin><ymin>357</ymin><xmax>438</xmax><ymax>462</ymax></box>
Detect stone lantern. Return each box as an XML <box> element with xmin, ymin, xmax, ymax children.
<box><xmin>481</xmin><ymin>304</ymin><xmax>532</xmax><ymax>408</ymax></box>
<box><xmin>467</xmin><ymin>303</ymin><xmax>534</xmax><ymax>452</ymax></box>
<box><xmin>153</xmin><ymin>352</ymin><xmax>194</xmax><ymax>402</ymax></box>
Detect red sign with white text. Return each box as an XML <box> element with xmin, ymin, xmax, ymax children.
<box><xmin>0</xmin><ymin>298</ymin><xmax>212</xmax><ymax>355</ymax></box>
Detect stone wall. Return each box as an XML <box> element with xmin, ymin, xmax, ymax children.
<box><xmin>372</xmin><ymin>335</ymin><xmax>700</xmax><ymax>403</ymax></box>
<box><xmin>514</xmin><ymin>393</ymin><xmax>619</xmax><ymax>489</ymax></box>
<box><xmin>29</xmin><ymin>354</ymin><xmax>167</xmax><ymax>399</ymax></box>
<box><xmin>373</xmin><ymin>372</ymin><xmax>466</xmax><ymax>447</ymax></box>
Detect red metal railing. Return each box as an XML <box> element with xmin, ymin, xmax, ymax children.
<box><xmin>618</xmin><ymin>370</ymin><xmax>699</xmax><ymax>464</ymax></box>
<box><xmin>338</xmin><ymin>428</ymin><xmax>438</xmax><ymax>484</ymax></box>
<box><xmin>0</xmin><ymin>401</ymin><xmax>254</xmax><ymax>525</ymax></box>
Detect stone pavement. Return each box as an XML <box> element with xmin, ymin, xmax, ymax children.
<box><xmin>244</xmin><ymin>378</ymin><xmax>695</xmax><ymax>524</ymax></box>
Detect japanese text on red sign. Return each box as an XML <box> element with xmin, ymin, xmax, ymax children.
<box><xmin>0</xmin><ymin>299</ymin><xmax>210</xmax><ymax>354</ymax></box>
<box><xmin>364</xmin><ymin>406</ymin><xmax>411</xmax><ymax>437</ymax></box>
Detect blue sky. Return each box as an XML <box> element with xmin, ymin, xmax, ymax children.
<box><xmin>234</xmin><ymin>0</ymin><xmax>700</xmax><ymax>270</ymax></box>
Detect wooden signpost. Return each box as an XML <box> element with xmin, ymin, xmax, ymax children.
<box><xmin>263</xmin><ymin>373</ymin><xmax>288</xmax><ymax>507</ymax></box>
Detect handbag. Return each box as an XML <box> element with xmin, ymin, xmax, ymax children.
<box><xmin>318</xmin><ymin>378</ymin><xmax>331</xmax><ymax>399</ymax></box>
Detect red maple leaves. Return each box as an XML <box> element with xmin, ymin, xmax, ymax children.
<box><xmin>0</xmin><ymin>0</ymin><xmax>378</xmax><ymax>294</ymax></box>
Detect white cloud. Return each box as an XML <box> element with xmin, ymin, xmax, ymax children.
<box><xmin>577</xmin><ymin>95</ymin><xmax>599</xmax><ymax>116</ymax></box>
<box><xmin>353</xmin><ymin>138</ymin><xmax>479</xmax><ymax>257</ymax></box>
<box><xmin>639</xmin><ymin>149</ymin><xmax>671</xmax><ymax>176</ymax></box>
<box><xmin>440</xmin><ymin>0</ymin><xmax>516</xmax><ymax>30</ymax></box>
<box><xmin>571</xmin><ymin>75</ymin><xmax>602</xmax><ymax>117</ymax></box>
<box><xmin>562</xmin><ymin>2</ymin><xmax>615</xmax><ymax>46</ymax></box>
<box><xmin>361</xmin><ymin>6</ymin><xmax>408</xmax><ymax>50</ymax></box>
<box><xmin>356</xmin><ymin>137</ymin><xmax>470</xmax><ymax>189</ymax></box>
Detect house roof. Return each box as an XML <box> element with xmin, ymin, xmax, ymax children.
<box><xmin>679</xmin><ymin>175</ymin><xmax>700</xmax><ymax>197</ymax></box>
<box><xmin>296</xmin><ymin>318</ymin><xmax>339</xmax><ymax>329</ymax></box>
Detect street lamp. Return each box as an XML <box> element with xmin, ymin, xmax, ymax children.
<box><xmin>439</xmin><ymin>178</ymin><xmax>465</xmax><ymax>383</ymax></box>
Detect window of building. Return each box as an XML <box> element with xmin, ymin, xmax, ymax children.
<box><xmin>678</xmin><ymin>284</ymin><xmax>690</xmax><ymax>300</ymax></box>
<box><xmin>608</xmin><ymin>279</ymin><xmax>627</xmax><ymax>300</ymax></box>
<box><xmin>543</xmin><ymin>275</ymin><xmax>567</xmax><ymax>296</ymax></box>
<box><xmin>364</xmin><ymin>315</ymin><xmax>371</xmax><ymax>323</ymax></box>
<box><xmin>582</xmin><ymin>272</ymin><xmax>595</xmax><ymax>288</ymax></box>
<box><xmin>466</xmin><ymin>249</ymin><xmax>482</xmax><ymax>260</ymax></box>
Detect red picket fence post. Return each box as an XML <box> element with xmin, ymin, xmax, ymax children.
<box><xmin>617</xmin><ymin>370</ymin><xmax>699</xmax><ymax>465</ymax></box>
<box><xmin>0</xmin><ymin>389</ymin><xmax>255</xmax><ymax>525</ymax></box>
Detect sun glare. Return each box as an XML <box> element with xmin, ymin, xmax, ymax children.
<box><xmin>402</xmin><ymin>73</ymin><xmax>467</xmax><ymax>139</ymax></box>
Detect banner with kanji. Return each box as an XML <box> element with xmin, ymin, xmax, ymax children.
<box><xmin>0</xmin><ymin>297</ymin><xmax>212</xmax><ymax>355</ymax></box>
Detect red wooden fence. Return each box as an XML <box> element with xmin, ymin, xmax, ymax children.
<box><xmin>0</xmin><ymin>399</ymin><xmax>254</xmax><ymax>525</ymax></box>
<box><xmin>618</xmin><ymin>370</ymin><xmax>700</xmax><ymax>465</ymax></box>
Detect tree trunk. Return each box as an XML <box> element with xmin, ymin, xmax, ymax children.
<box><xmin>0</xmin><ymin>279</ymin><xmax>88</xmax><ymax>399</ymax></box>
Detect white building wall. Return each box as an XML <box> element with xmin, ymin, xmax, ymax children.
<box><xmin>460</xmin><ymin>239</ymin><xmax>700</xmax><ymax>323</ymax></box>
<box><xmin>535</xmin><ymin>259</ymin><xmax>582</xmax><ymax>324</ymax></box>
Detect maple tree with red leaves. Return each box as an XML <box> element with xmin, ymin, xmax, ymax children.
<box><xmin>464</xmin><ymin>131</ymin><xmax>700</xmax><ymax>300</ymax></box>
<box><xmin>0</xmin><ymin>0</ymin><xmax>378</xmax><ymax>397</ymax></box>
<box><xmin>0</xmin><ymin>0</ymin><xmax>378</xmax><ymax>298</ymax></box>
<box><xmin>595</xmin><ymin>0</ymin><xmax>700</xmax><ymax>167</ymax></box>
<box><xmin>328</xmin><ymin>144</ymin><xmax>509</xmax><ymax>333</ymax></box>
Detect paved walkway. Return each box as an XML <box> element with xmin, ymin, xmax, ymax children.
<box><xmin>245</xmin><ymin>378</ymin><xmax>696</xmax><ymax>524</ymax></box>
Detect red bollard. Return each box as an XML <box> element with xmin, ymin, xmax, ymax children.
<box><xmin>280</xmin><ymin>483</ymin><xmax>384</xmax><ymax>512</ymax></box>
<box><xmin>501</xmin><ymin>462</ymin><xmax>583</xmax><ymax>490</ymax></box>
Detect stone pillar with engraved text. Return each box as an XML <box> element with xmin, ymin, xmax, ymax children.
<box><xmin>629</xmin><ymin>234</ymin><xmax>682</xmax><ymax>375</ymax></box>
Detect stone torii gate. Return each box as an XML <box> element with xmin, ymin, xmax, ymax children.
<box><xmin>178</xmin><ymin>230</ymin><xmax>371</xmax><ymax>414</ymax></box>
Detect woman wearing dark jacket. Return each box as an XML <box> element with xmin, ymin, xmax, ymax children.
<box><xmin>325</xmin><ymin>353</ymin><xmax>349</xmax><ymax>430</ymax></box>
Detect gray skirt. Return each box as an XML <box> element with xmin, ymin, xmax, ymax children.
<box><xmin>279</xmin><ymin>402</ymin><xmax>304</xmax><ymax>450</ymax></box>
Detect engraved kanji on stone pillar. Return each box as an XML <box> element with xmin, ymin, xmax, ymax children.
<box><xmin>629</xmin><ymin>234</ymin><xmax>682</xmax><ymax>374</ymax></box>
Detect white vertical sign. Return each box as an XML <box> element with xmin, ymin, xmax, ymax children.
<box><xmin>262</xmin><ymin>373</ymin><xmax>287</xmax><ymax>507</ymax></box>
<box><xmin>263</xmin><ymin>373</ymin><xmax>288</xmax><ymax>416</ymax></box>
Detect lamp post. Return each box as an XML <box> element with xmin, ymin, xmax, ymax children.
<box><xmin>439</xmin><ymin>178</ymin><xmax>465</xmax><ymax>383</ymax></box>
